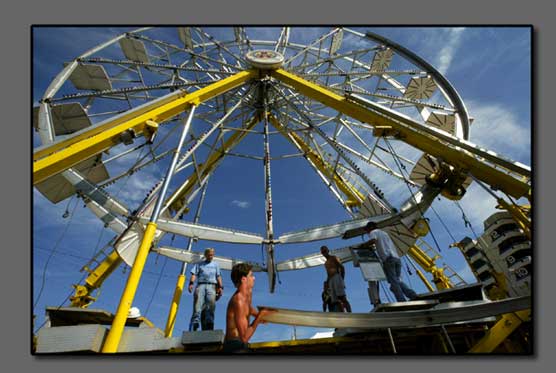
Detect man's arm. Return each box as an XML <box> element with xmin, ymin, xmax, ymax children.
<box><xmin>188</xmin><ymin>274</ymin><xmax>197</xmax><ymax>293</ymax></box>
<box><xmin>334</xmin><ymin>256</ymin><xmax>345</xmax><ymax>279</ymax></box>
<box><xmin>233</xmin><ymin>296</ymin><xmax>267</xmax><ymax>343</ymax></box>
<box><xmin>249</xmin><ymin>304</ymin><xmax>259</xmax><ymax>318</ymax></box>
<box><xmin>247</xmin><ymin>293</ymin><xmax>258</xmax><ymax>317</ymax></box>
<box><xmin>216</xmin><ymin>265</ymin><xmax>224</xmax><ymax>296</ymax></box>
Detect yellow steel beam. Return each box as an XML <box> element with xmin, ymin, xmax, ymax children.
<box><xmin>415</xmin><ymin>268</ymin><xmax>435</xmax><ymax>292</ymax></box>
<box><xmin>33</xmin><ymin>70</ymin><xmax>256</xmax><ymax>185</ymax></box>
<box><xmin>267</xmin><ymin>114</ymin><xmax>365</xmax><ymax>207</ymax></box>
<box><xmin>270</xmin><ymin>69</ymin><xmax>530</xmax><ymax>200</ymax></box>
<box><xmin>102</xmin><ymin>222</ymin><xmax>158</xmax><ymax>353</ymax></box>
<box><xmin>468</xmin><ymin>309</ymin><xmax>530</xmax><ymax>353</ymax></box>
<box><xmin>164</xmin><ymin>274</ymin><xmax>185</xmax><ymax>338</ymax></box>
<box><xmin>408</xmin><ymin>245</ymin><xmax>453</xmax><ymax>290</ymax></box>
<box><xmin>70</xmin><ymin>249</ymin><xmax>123</xmax><ymax>308</ymax></box>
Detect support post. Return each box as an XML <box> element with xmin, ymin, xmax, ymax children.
<box><xmin>164</xmin><ymin>181</ymin><xmax>209</xmax><ymax>337</ymax></box>
<box><xmin>468</xmin><ymin>310</ymin><xmax>530</xmax><ymax>353</ymax></box>
<box><xmin>101</xmin><ymin>105</ymin><xmax>197</xmax><ymax>353</ymax></box>
<box><xmin>164</xmin><ymin>274</ymin><xmax>186</xmax><ymax>338</ymax></box>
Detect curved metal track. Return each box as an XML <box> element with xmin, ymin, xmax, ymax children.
<box><xmin>258</xmin><ymin>295</ymin><xmax>531</xmax><ymax>329</ymax></box>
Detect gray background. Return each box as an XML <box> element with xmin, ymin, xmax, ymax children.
<box><xmin>5</xmin><ymin>0</ymin><xmax>551</xmax><ymax>371</ymax></box>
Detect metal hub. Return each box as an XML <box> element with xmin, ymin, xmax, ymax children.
<box><xmin>245</xmin><ymin>49</ymin><xmax>284</xmax><ymax>69</ymax></box>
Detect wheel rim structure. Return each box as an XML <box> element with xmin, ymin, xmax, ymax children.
<box><xmin>33</xmin><ymin>27</ymin><xmax>531</xmax><ymax>339</ymax></box>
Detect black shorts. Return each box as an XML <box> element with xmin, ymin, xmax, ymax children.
<box><xmin>222</xmin><ymin>338</ymin><xmax>249</xmax><ymax>353</ymax></box>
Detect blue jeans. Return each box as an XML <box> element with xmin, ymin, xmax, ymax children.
<box><xmin>189</xmin><ymin>283</ymin><xmax>217</xmax><ymax>331</ymax></box>
<box><xmin>383</xmin><ymin>256</ymin><xmax>417</xmax><ymax>302</ymax></box>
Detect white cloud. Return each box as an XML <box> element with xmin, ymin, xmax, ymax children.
<box><xmin>231</xmin><ymin>200</ymin><xmax>250</xmax><ymax>209</ymax></box>
<box><xmin>466</xmin><ymin>100</ymin><xmax>530</xmax><ymax>163</ymax></box>
<box><xmin>98</xmin><ymin>158</ymin><xmax>161</xmax><ymax>208</ymax></box>
<box><xmin>435</xmin><ymin>28</ymin><xmax>466</xmax><ymax>75</ymax></box>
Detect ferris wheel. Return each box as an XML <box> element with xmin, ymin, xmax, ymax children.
<box><xmin>33</xmin><ymin>27</ymin><xmax>531</xmax><ymax>347</ymax></box>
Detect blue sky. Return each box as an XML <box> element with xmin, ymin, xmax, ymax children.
<box><xmin>33</xmin><ymin>26</ymin><xmax>531</xmax><ymax>343</ymax></box>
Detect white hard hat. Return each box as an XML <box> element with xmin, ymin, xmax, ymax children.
<box><xmin>128</xmin><ymin>307</ymin><xmax>141</xmax><ymax>318</ymax></box>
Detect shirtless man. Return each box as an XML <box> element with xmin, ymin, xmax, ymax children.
<box><xmin>224</xmin><ymin>263</ymin><xmax>272</xmax><ymax>353</ymax></box>
<box><xmin>320</xmin><ymin>246</ymin><xmax>352</xmax><ymax>312</ymax></box>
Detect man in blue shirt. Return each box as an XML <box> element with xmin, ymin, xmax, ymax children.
<box><xmin>188</xmin><ymin>248</ymin><xmax>223</xmax><ymax>331</ymax></box>
<box><xmin>364</xmin><ymin>222</ymin><xmax>417</xmax><ymax>302</ymax></box>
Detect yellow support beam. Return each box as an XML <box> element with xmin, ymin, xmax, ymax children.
<box><xmin>267</xmin><ymin>114</ymin><xmax>364</xmax><ymax>207</ymax></box>
<box><xmin>33</xmin><ymin>70</ymin><xmax>256</xmax><ymax>185</ymax></box>
<box><xmin>70</xmin><ymin>249</ymin><xmax>123</xmax><ymax>308</ymax></box>
<box><xmin>102</xmin><ymin>222</ymin><xmax>158</xmax><ymax>353</ymax></box>
<box><xmin>415</xmin><ymin>268</ymin><xmax>435</xmax><ymax>292</ymax></box>
<box><xmin>270</xmin><ymin>69</ymin><xmax>529</xmax><ymax>200</ymax></box>
<box><xmin>468</xmin><ymin>309</ymin><xmax>530</xmax><ymax>353</ymax></box>
<box><xmin>407</xmin><ymin>245</ymin><xmax>453</xmax><ymax>290</ymax></box>
<box><xmin>164</xmin><ymin>274</ymin><xmax>185</xmax><ymax>338</ymax></box>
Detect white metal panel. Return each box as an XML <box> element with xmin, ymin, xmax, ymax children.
<box><xmin>329</xmin><ymin>29</ymin><xmax>343</xmax><ymax>55</ymax></box>
<box><xmin>370</xmin><ymin>48</ymin><xmax>393</xmax><ymax>72</ymax></box>
<box><xmin>37</xmin><ymin>102</ymin><xmax>92</xmax><ymax>136</ymax></box>
<box><xmin>382</xmin><ymin>223</ymin><xmax>417</xmax><ymax>257</ymax></box>
<box><xmin>114</xmin><ymin>226</ymin><xmax>141</xmax><ymax>265</ymax></box>
<box><xmin>114</xmin><ymin>221</ymin><xmax>166</xmax><ymax>266</ymax></box>
<box><xmin>408</xmin><ymin>153</ymin><xmax>472</xmax><ymax>191</ymax></box>
<box><xmin>35</xmin><ymin>155</ymin><xmax>110</xmax><ymax>203</ymax></box>
<box><xmin>146</xmin><ymin>218</ymin><xmax>265</xmax><ymax>244</ymax></box>
<box><xmin>278</xmin><ymin>215</ymin><xmax>390</xmax><ymax>244</ymax></box>
<box><xmin>275</xmin><ymin>246</ymin><xmax>353</xmax><ymax>271</ymax></box>
<box><xmin>68</xmin><ymin>63</ymin><xmax>112</xmax><ymax>91</ymax></box>
<box><xmin>357</xmin><ymin>194</ymin><xmax>389</xmax><ymax>218</ymax></box>
<box><xmin>426</xmin><ymin>111</ymin><xmax>456</xmax><ymax>135</ymax></box>
<box><xmin>403</xmin><ymin>76</ymin><xmax>437</xmax><ymax>100</ymax></box>
<box><xmin>154</xmin><ymin>246</ymin><xmax>265</xmax><ymax>272</ymax></box>
<box><xmin>119</xmin><ymin>38</ymin><xmax>150</xmax><ymax>63</ymax></box>
<box><xmin>359</xmin><ymin>261</ymin><xmax>386</xmax><ymax>281</ymax></box>
<box><xmin>409</xmin><ymin>154</ymin><xmax>438</xmax><ymax>186</ymax></box>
